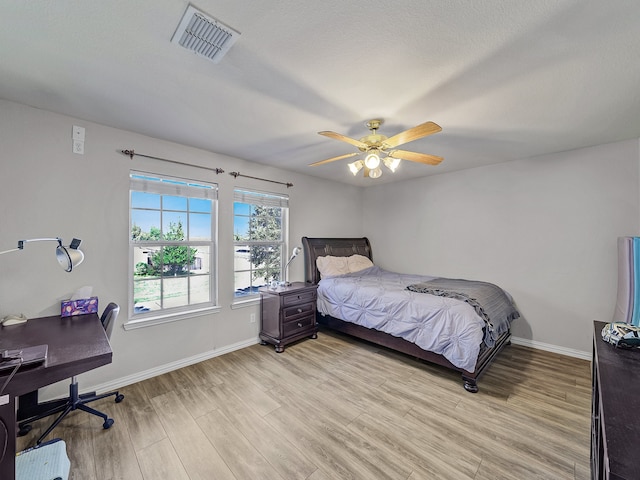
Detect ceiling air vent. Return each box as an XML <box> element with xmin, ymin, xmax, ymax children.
<box><xmin>171</xmin><ymin>5</ymin><xmax>240</xmax><ymax>64</ymax></box>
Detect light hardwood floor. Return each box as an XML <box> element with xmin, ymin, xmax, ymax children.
<box><xmin>17</xmin><ymin>330</ymin><xmax>592</xmax><ymax>480</ymax></box>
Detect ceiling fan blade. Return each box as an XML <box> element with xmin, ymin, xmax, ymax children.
<box><xmin>381</xmin><ymin>121</ymin><xmax>442</xmax><ymax>149</ymax></box>
<box><xmin>309</xmin><ymin>152</ymin><xmax>359</xmax><ymax>167</ymax></box>
<box><xmin>388</xmin><ymin>149</ymin><xmax>443</xmax><ymax>165</ymax></box>
<box><xmin>318</xmin><ymin>131</ymin><xmax>369</xmax><ymax>149</ymax></box>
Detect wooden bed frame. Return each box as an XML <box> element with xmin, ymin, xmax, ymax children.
<box><xmin>301</xmin><ymin>236</ymin><xmax>512</xmax><ymax>393</ymax></box>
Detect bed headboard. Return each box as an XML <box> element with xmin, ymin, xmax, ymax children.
<box><xmin>301</xmin><ymin>237</ymin><xmax>373</xmax><ymax>284</ymax></box>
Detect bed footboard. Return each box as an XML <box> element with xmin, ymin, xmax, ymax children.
<box><xmin>316</xmin><ymin>312</ymin><xmax>510</xmax><ymax>392</ymax></box>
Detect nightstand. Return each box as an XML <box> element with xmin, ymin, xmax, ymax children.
<box><xmin>259</xmin><ymin>282</ymin><xmax>318</xmax><ymax>353</ymax></box>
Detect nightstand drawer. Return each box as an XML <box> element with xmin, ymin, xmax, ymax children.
<box><xmin>282</xmin><ymin>290</ymin><xmax>316</xmax><ymax>307</ymax></box>
<box><xmin>283</xmin><ymin>314</ymin><xmax>315</xmax><ymax>336</ymax></box>
<box><xmin>283</xmin><ymin>302</ymin><xmax>315</xmax><ymax>321</ymax></box>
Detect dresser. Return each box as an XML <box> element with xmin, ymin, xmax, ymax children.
<box><xmin>591</xmin><ymin>321</ymin><xmax>640</xmax><ymax>479</ymax></box>
<box><xmin>259</xmin><ymin>282</ymin><xmax>318</xmax><ymax>352</ymax></box>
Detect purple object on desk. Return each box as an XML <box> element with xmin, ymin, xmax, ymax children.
<box><xmin>60</xmin><ymin>296</ymin><xmax>98</xmax><ymax>317</ymax></box>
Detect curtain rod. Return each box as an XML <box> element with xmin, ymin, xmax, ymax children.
<box><xmin>120</xmin><ymin>149</ymin><xmax>224</xmax><ymax>174</ymax></box>
<box><xmin>229</xmin><ymin>171</ymin><xmax>293</xmax><ymax>188</ymax></box>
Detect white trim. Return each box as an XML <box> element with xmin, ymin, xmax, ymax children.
<box><xmin>231</xmin><ymin>297</ymin><xmax>260</xmax><ymax>309</ymax></box>
<box><xmin>123</xmin><ymin>305</ymin><xmax>221</xmax><ymax>330</ymax></box>
<box><xmin>510</xmin><ymin>336</ymin><xmax>591</xmax><ymax>361</ymax></box>
<box><xmin>81</xmin><ymin>338</ymin><xmax>260</xmax><ymax>395</ymax></box>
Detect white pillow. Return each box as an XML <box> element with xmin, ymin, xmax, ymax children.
<box><xmin>316</xmin><ymin>256</ymin><xmax>349</xmax><ymax>278</ymax></box>
<box><xmin>347</xmin><ymin>254</ymin><xmax>374</xmax><ymax>273</ymax></box>
<box><xmin>317</xmin><ymin>254</ymin><xmax>374</xmax><ymax>278</ymax></box>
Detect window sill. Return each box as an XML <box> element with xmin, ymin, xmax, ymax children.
<box><xmin>123</xmin><ymin>305</ymin><xmax>221</xmax><ymax>330</ymax></box>
<box><xmin>231</xmin><ymin>296</ymin><xmax>260</xmax><ymax>309</ymax></box>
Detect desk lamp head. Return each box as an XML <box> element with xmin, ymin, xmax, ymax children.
<box><xmin>2</xmin><ymin>237</ymin><xmax>84</xmax><ymax>272</ymax></box>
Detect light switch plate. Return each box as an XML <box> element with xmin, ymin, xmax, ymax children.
<box><xmin>72</xmin><ymin>125</ymin><xmax>85</xmax><ymax>141</ymax></box>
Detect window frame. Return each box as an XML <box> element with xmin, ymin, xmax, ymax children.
<box><xmin>233</xmin><ymin>188</ymin><xmax>289</xmax><ymax>301</ymax></box>
<box><xmin>126</xmin><ymin>171</ymin><xmax>219</xmax><ymax>328</ymax></box>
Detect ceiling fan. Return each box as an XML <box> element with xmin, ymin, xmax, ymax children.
<box><xmin>310</xmin><ymin>119</ymin><xmax>443</xmax><ymax>178</ymax></box>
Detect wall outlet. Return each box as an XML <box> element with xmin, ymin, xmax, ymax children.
<box><xmin>250</xmin><ymin>313</ymin><xmax>256</xmax><ymax>323</ymax></box>
<box><xmin>73</xmin><ymin>140</ymin><xmax>84</xmax><ymax>155</ymax></box>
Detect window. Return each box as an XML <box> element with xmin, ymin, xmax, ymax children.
<box><xmin>129</xmin><ymin>172</ymin><xmax>217</xmax><ymax>322</ymax></box>
<box><xmin>233</xmin><ymin>189</ymin><xmax>289</xmax><ymax>298</ymax></box>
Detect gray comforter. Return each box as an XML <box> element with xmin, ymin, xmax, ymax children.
<box><xmin>406</xmin><ymin>278</ymin><xmax>520</xmax><ymax>348</ymax></box>
<box><xmin>316</xmin><ymin>266</ymin><xmax>519</xmax><ymax>372</ymax></box>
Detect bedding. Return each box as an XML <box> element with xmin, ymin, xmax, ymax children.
<box><xmin>317</xmin><ymin>265</ymin><xmax>518</xmax><ymax>372</ymax></box>
<box><xmin>316</xmin><ymin>254</ymin><xmax>374</xmax><ymax>277</ymax></box>
<box><xmin>406</xmin><ymin>278</ymin><xmax>520</xmax><ymax>347</ymax></box>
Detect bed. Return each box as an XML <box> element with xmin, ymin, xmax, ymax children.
<box><xmin>301</xmin><ymin>236</ymin><xmax>519</xmax><ymax>392</ymax></box>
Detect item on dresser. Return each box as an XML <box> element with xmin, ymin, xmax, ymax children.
<box><xmin>302</xmin><ymin>236</ymin><xmax>518</xmax><ymax>393</ymax></box>
<box><xmin>601</xmin><ymin>322</ymin><xmax>640</xmax><ymax>349</ymax></box>
<box><xmin>259</xmin><ymin>282</ymin><xmax>318</xmax><ymax>353</ymax></box>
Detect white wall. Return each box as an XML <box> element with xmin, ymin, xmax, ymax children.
<box><xmin>0</xmin><ymin>99</ymin><xmax>363</xmax><ymax>395</ymax></box>
<box><xmin>363</xmin><ymin>139</ymin><xmax>640</xmax><ymax>356</ymax></box>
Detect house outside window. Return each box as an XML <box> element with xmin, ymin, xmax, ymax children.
<box><xmin>129</xmin><ymin>171</ymin><xmax>217</xmax><ymax>323</ymax></box>
<box><xmin>233</xmin><ymin>188</ymin><xmax>289</xmax><ymax>298</ymax></box>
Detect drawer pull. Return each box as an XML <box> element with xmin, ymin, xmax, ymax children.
<box><xmin>297</xmin><ymin>308</ymin><xmax>303</xmax><ymax>313</ymax></box>
<box><xmin>297</xmin><ymin>322</ymin><xmax>303</xmax><ymax>327</ymax></box>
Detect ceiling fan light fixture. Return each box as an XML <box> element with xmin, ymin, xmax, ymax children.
<box><xmin>369</xmin><ymin>167</ymin><xmax>383</xmax><ymax>179</ymax></box>
<box><xmin>383</xmin><ymin>157</ymin><xmax>401</xmax><ymax>173</ymax></box>
<box><xmin>348</xmin><ymin>160</ymin><xmax>364</xmax><ymax>176</ymax></box>
<box><xmin>364</xmin><ymin>151</ymin><xmax>381</xmax><ymax>169</ymax></box>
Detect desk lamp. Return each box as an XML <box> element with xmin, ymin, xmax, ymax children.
<box><xmin>0</xmin><ymin>237</ymin><xmax>84</xmax><ymax>272</ymax></box>
<box><xmin>282</xmin><ymin>246</ymin><xmax>302</xmax><ymax>286</ymax></box>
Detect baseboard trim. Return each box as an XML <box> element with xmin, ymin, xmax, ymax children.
<box><xmin>90</xmin><ymin>337</ymin><xmax>260</xmax><ymax>394</ymax></box>
<box><xmin>511</xmin><ymin>336</ymin><xmax>591</xmax><ymax>361</ymax></box>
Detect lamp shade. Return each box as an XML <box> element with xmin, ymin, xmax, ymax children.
<box><xmin>369</xmin><ymin>167</ymin><xmax>383</xmax><ymax>179</ymax></box>
<box><xmin>383</xmin><ymin>157</ymin><xmax>401</xmax><ymax>172</ymax></box>
<box><xmin>348</xmin><ymin>160</ymin><xmax>364</xmax><ymax>176</ymax></box>
<box><xmin>364</xmin><ymin>151</ymin><xmax>381</xmax><ymax>169</ymax></box>
<box><xmin>56</xmin><ymin>244</ymin><xmax>85</xmax><ymax>272</ymax></box>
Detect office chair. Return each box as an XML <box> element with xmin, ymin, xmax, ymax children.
<box><xmin>18</xmin><ymin>302</ymin><xmax>125</xmax><ymax>445</ymax></box>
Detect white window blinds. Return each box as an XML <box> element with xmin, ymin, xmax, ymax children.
<box><xmin>233</xmin><ymin>189</ymin><xmax>288</xmax><ymax>208</ymax></box>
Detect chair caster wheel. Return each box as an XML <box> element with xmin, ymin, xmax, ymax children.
<box><xmin>103</xmin><ymin>418</ymin><xmax>114</xmax><ymax>429</ymax></box>
<box><xmin>17</xmin><ymin>424</ymin><xmax>32</xmax><ymax>437</ymax></box>
<box><xmin>115</xmin><ymin>394</ymin><xmax>124</xmax><ymax>403</ymax></box>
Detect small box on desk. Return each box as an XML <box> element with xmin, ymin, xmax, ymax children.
<box><xmin>61</xmin><ymin>297</ymin><xmax>98</xmax><ymax>317</ymax></box>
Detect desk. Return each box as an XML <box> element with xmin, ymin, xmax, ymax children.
<box><xmin>0</xmin><ymin>313</ymin><xmax>112</xmax><ymax>480</ymax></box>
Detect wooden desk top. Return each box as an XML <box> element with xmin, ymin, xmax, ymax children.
<box><xmin>0</xmin><ymin>313</ymin><xmax>112</xmax><ymax>396</ymax></box>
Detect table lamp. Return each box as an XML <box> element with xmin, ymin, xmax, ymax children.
<box><xmin>282</xmin><ymin>246</ymin><xmax>302</xmax><ymax>286</ymax></box>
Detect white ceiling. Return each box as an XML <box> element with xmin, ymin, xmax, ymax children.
<box><xmin>1</xmin><ymin>1</ymin><xmax>639</xmax><ymax>187</ymax></box>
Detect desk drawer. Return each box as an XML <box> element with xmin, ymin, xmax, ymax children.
<box><xmin>283</xmin><ymin>314</ymin><xmax>315</xmax><ymax>336</ymax></box>
<box><xmin>283</xmin><ymin>302</ymin><xmax>315</xmax><ymax>321</ymax></box>
<box><xmin>282</xmin><ymin>291</ymin><xmax>316</xmax><ymax>307</ymax></box>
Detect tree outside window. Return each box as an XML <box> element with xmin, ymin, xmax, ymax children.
<box><xmin>234</xmin><ymin>189</ymin><xmax>288</xmax><ymax>297</ymax></box>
